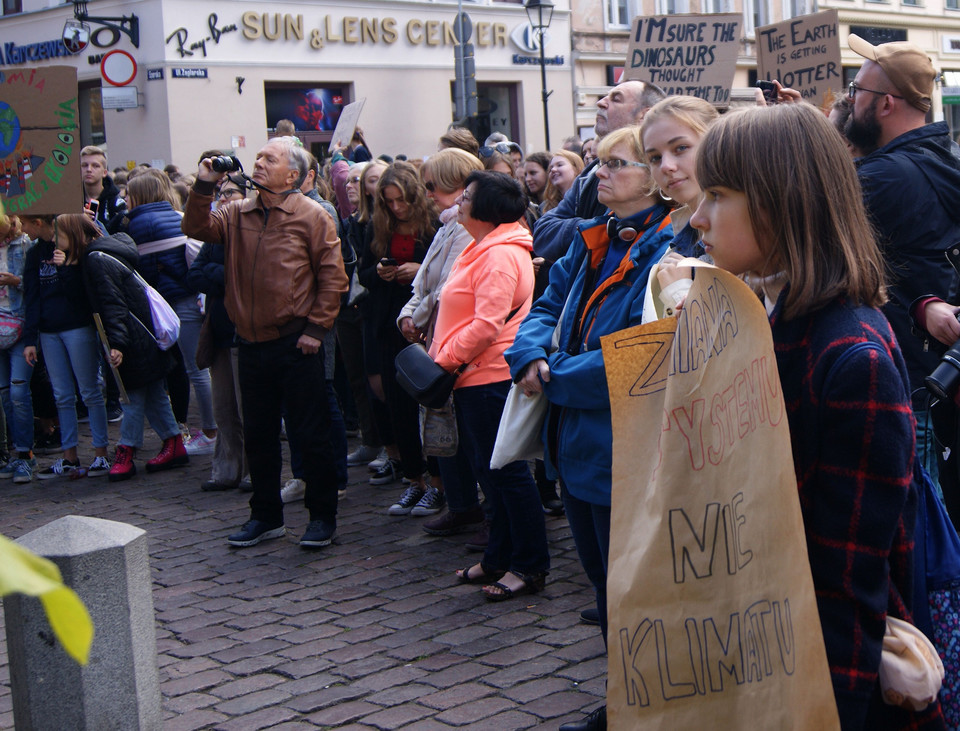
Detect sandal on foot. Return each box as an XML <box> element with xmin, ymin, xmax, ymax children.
<box><xmin>456</xmin><ymin>563</ymin><xmax>504</xmax><ymax>585</ymax></box>
<box><xmin>483</xmin><ymin>571</ymin><xmax>547</xmax><ymax>602</ymax></box>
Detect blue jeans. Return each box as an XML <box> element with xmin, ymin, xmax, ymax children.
<box><xmin>453</xmin><ymin>380</ymin><xmax>549</xmax><ymax>577</ymax></box>
<box><xmin>0</xmin><ymin>341</ymin><xmax>33</xmax><ymax>452</ymax></box>
<box><xmin>437</xmin><ymin>446</ymin><xmax>482</xmax><ymax>514</ymax></box>
<box><xmin>289</xmin><ymin>380</ymin><xmax>348</xmax><ymax>491</ymax></box>
<box><xmin>40</xmin><ymin>327</ymin><xmax>108</xmax><ymax>450</ymax></box>
<box><xmin>119</xmin><ymin>379</ymin><xmax>180</xmax><ymax>448</ymax></box>
<box><xmin>173</xmin><ymin>296</ymin><xmax>215</xmax><ymax>430</ymax></box>
<box><xmin>561</xmin><ymin>483</ymin><xmax>611</xmax><ymax>645</ymax></box>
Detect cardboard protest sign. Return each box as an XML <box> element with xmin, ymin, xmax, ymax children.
<box><xmin>757</xmin><ymin>10</ymin><xmax>842</xmax><ymax>105</ymax></box>
<box><xmin>602</xmin><ymin>267</ymin><xmax>839</xmax><ymax>730</ymax></box>
<box><xmin>329</xmin><ymin>98</ymin><xmax>366</xmax><ymax>152</ymax></box>
<box><xmin>0</xmin><ymin>66</ymin><xmax>80</xmax><ymax>216</ymax></box>
<box><xmin>623</xmin><ymin>14</ymin><xmax>741</xmax><ymax>105</ymax></box>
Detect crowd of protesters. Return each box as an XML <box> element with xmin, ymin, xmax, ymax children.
<box><xmin>5</xmin><ymin>31</ymin><xmax>960</xmax><ymax>731</ymax></box>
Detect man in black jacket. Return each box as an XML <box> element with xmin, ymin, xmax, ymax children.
<box><xmin>847</xmin><ymin>35</ymin><xmax>960</xmax><ymax>500</ymax></box>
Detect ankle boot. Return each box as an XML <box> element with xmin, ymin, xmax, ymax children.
<box><xmin>145</xmin><ymin>434</ymin><xmax>189</xmax><ymax>473</ymax></box>
<box><xmin>108</xmin><ymin>445</ymin><xmax>137</xmax><ymax>482</ymax></box>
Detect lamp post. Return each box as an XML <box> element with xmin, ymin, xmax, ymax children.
<box><xmin>524</xmin><ymin>0</ymin><xmax>554</xmax><ymax>150</ymax></box>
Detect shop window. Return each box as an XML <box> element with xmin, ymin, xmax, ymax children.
<box><xmin>3</xmin><ymin>0</ymin><xmax>22</xmax><ymax>15</ymax></box>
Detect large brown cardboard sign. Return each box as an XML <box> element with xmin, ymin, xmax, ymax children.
<box><xmin>329</xmin><ymin>98</ymin><xmax>366</xmax><ymax>153</ymax></box>
<box><xmin>0</xmin><ymin>66</ymin><xmax>81</xmax><ymax>216</ymax></box>
<box><xmin>623</xmin><ymin>14</ymin><xmax>741</xmax><ymax>105</ymax></box>
<box><xmin>756</xmin><ymin>10</ymin><xmax>842</xmax><ymax>104</ymax></box>
<box><xmin>602</xmin><ymin>267</ymin><xmax>839</xmax><ymax>730</ymax></box>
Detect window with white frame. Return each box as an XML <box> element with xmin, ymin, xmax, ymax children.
<box><xmin>743</xmin><ymin>0</ymin><xmax>771</xmax><ymax>36</ymax></box>
<box><xmin>606</xmin><ymin>0</ymin><xmax>629</xmax><ymax>28</ymax></box>
<box><xmin>655</xmin><ymin>0</ymin><xmax>690</xmax><ymax>13</ymax></box>
<box><xmin>704</xmin><ymin>0</ymin><xmax>734</xmax><ymax>11</ymax></box>
<box><xmin>784</xmin><ymin>0</ymin><xmax>817</xmax><ymax>17</ymax></box>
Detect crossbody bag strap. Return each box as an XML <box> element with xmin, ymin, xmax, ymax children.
<box><xmin>91</xmin><ymin>250</ymin><xmax>158</xmax><ymax>344</ymax></box>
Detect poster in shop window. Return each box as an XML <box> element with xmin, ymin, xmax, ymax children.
<box><xmin>601</xmin><ymin>266</ymin><xmax>840</xmax><ymax>730</ymax></box>
<box><xmin>756</xmin><ymin>10</ymin><xmax>842</xmax><ymax>106</ymax></box>
<box><xmin>622</xmin><ymin>14</ymin><xmax>741</xmax><ymax>105</ymax></box>
<box><xmin>0</xmin><ymin>66</ymin><xmax>80</xmax><ymax>216</ymax></box>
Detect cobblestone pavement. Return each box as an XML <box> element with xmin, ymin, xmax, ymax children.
<box><xmin>0</xmin><ymin>424</ymin><xmax>605</xmax><ymax>730</ymax></box>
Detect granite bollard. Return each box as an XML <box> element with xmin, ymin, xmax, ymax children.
<box><xmin>3</xmin><ymin>515</ymin><xmax>161</xmax><ymax>730</ymax></box>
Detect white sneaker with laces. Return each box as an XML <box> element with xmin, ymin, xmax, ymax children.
<box><xmin>281</xmin><ymin>478</ymin><xmax>306</xmax><ymax>503</ymax></box>
<box><xmin>368</xmin><ymin>447</ymin><xmax>389</xmax><ymax>472</ymax></box>
<box><xmin>185</xmin><ymin>432</ymin><xmax>217</xmax><ymax>456</ymax></box>
<box><xmin>87</xmin><ymin>456</ymin><xmax>112</xmax><ymax>477</ymax></box>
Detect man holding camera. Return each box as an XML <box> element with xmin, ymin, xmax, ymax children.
<box><xmin>182</xmin><ymin>136</ymin><xmax>348</xmax><ymax>549</ymax></box>
<box><xmin>846</xmin><ymin>35</ymin><xmax>960</xmax><ymax>500</ymax></box>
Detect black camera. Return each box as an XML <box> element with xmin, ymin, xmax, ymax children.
<box><xmin>210</xmin><ymin>155</ymin><xmax>241</xmax><ymax>173</ymax></box>
<box><xmin>925</xmin><ymin>244</ymin><xmax>960</xmax><ymax>401</ymax></box>
<box><xmin>926</xmin><ymin>340</ymin><xmax>960</xmax><ymax>401</ymax></box>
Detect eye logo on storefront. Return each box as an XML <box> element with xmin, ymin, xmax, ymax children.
<box><xmin>510</xmin><ymin>23</ymin><xmax>548</xmax><ymax>54</ymax></box>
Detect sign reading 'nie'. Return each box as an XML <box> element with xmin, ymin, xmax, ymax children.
<box><xmin>623</xmin><ymin>14</ymin><xmax>741</xmax><ymax>105</ymax></box>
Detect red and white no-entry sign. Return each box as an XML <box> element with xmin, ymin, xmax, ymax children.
<box><xmin>101</xmin><ymin>50</ymin><xmax>138</xmax><ymax>87</ymax></box>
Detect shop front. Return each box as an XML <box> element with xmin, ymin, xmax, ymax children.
<box><xmin>0</xmin><ymin>0</ymin><xmax>574</xmax><ymax>170</ymax></box>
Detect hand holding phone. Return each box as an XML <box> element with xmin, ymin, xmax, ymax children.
<box><xmin>756</xmin><ymin>80</ymin><xmax>778</xmax><ymax>105</ymax></box>
<box><xmin>380</xmin><ymin>257</ymin><xmax>398</xmax><ymax>267</ymax></box>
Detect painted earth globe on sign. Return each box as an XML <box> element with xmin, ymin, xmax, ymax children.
<box><xmin>0</xmin><ymin>102</ymin><xmax>21</xmax><ymax>158</ymax></box>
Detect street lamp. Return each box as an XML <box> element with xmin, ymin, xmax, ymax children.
<box><xmin>524</xmin><ymin>0</ymin><xmax>554</xmax><ymax>150</ymax></box>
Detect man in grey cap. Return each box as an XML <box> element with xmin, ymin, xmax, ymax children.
<box><xmin>847</xmin><ymin>34</ymin><xmax>960</xmax><ymax>498</ymax></box>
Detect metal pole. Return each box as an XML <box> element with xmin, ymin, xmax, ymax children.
<box><xmin>538</xmin><ymin>7</ymin><xmax>550</xmax><ymax>150</ymax></box>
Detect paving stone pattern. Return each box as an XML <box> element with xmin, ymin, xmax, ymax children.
<box><xmin>0</xmin><ymin>422</ymin><xmax>606</xmax><ymax>729</ymax></box>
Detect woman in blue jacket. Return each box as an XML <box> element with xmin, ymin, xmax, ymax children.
<box><xmin>504</xmin><ymin>125</ymin><xmax>673</xmax><ymax>731</ymax></box>
<box><xmin>124</xmin><ymin>170</ymin><xmax>216</xmax><ymax>454</ymax></box>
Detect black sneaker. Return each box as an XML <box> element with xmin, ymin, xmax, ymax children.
<box><xmin>580</xmin><ymin>607</ymin><xmax>601</xmax><ymax>626</ymax></box>
<box><xmin>300</xmin><ymin>519</ymin><xmax>336</xmax><ymax>548</ymax></box>
<box><xmin>227</xmin><ymin>520</ymin><xmax>285</xmax><ymax>547</ymax></box>
<box><xmin>388</xmin><ymin>484</ymin><xmax>425</xmax><ymax>515</ymax></box>
<box><xmin>37</xmin><ymin>458</ymin><xmax>81</xmax><ymax>480</ymax></box>
<box><xmin>423</xmin><ymin>506</ymin><xmax>486</xmax><ymax>536</ymax></box>
<box><xmin>106</xmin><ymin>401</ymin><xmax>124</xmax><ymax>423</ymax></box>
<box><xmin>411</xmin><ymin>486</ymin><xmax>446</xmax><ymax>516</ymax></box>
<box><xmin>369</xmin><ymin>458</ymin><xmax>401</xmax><ymax>486</ymax></box>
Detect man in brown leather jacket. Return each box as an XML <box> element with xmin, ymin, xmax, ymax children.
<box><xmin>183</xmin><ymin>136</ymin><xmax>347</xmax><ymax>549</ymax></box>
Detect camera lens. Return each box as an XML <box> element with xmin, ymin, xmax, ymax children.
<box><xmin>211</xmin><ymin>155</ymin><xmax>239</xmax><ymax>173</ymax></box>
<box><xmin>926</xmin><ymin>342</ymin><xmax>960</xmax><ymax>401</ymax></box>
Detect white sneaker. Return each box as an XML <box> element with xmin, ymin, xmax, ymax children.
<box><xmin>368</xmin><ymin>447</ymin><xmax>389</xmax><ymax>472</ymax></box>
<box><xmin>185</xmin><ymin>432</ymin><xmax>217</xmax><ymax>456</ymax></box>
<box><xmin>281</xmin><ymin>478</ymin><xmax>306</xmax><ymax>503</ymax></box>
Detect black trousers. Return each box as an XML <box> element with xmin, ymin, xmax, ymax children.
<box><xmin>239</xmin><ymin>333</ymin><xmax>338</xmax><ymax>526</ymax></box>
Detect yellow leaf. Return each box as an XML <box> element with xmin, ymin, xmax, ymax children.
<box><xmin>0</xmin><ymin>534</ymin><xmax>93</xmax><ymax>665</ymax></box>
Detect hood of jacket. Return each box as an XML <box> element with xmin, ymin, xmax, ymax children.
<box><xmin>456</xmin><ymin>221</ymin><xmax>533</xmax><ymax>269</ymax></box>
<box><xmin>86</xmin><ymin>232</ymin><xmax>139</xmax><ymax>269</ymax></box>
<box><xmin>858</xmin><ymin>121</ymin><xmax>960</xmax><ymax>221</ymax></box>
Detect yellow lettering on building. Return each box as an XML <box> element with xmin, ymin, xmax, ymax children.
<box><xmin>325</xmin><ymin>15</ymin><xmax>341</xmax><ymax>42</ymax></box>
<box><xmin>343</xmin><ymin>17</ymin><xmax>359</xmax><ymax>43</ymax></box>
<box><xmin>406</xmin><ymin>19</ymin><xmax>423</xmax><ymax>44</ymax></box>
<box><xmin>285</xmin><ymin>14</ymin><xmax>304</xmax><ymax>41</ymax></box>
<box><xmin>493</xmin><ymin>23</ymin><xmax>507</xmax><ymax>46</ymax></box>
<box><xmin>444</xmin><ymin>22</ymin><xmax>458</xmax><ymax>46</ymax></box>
<box><xmin>476</xmin><ymin>21</ymin><xmax>490</xmax><ymax>47</ymax></box>
<box><xmin>382</xmin><ymin>17</ymin><xmax>398</xmax><ymax>43</ymax></box>
<box><xmin>241</xmin><ymin>11</ymin><xmax>261</xmax><ymax>40</ymax></box>
<box><xmin>424</xmin><ymin>20</ymin><xmax>441</xmax><ymax>46</ymax></box>
<box><xmin>360</xmin><ymin>17</ymin><xmax>379</xmax><ymax>43</ymax></box>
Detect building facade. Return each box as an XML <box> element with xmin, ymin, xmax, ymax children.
<box><xmin>1</xmin><ymin>0</ymin><xmax>577</xmax><ymax>169</ymax></box>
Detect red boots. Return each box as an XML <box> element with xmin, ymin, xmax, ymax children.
<box><xmin>108</xmin><ymin>445</ymin><xmax>136</xmax><ymax>482</ymax></box>
<box><xmin>146</xmin><ymin>434</ymin><xmax>189</xmax><ymax>473</ymax></box>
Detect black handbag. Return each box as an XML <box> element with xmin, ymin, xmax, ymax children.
<box><xmin>394</xmin><ymin>344</ymin><xmax>465</xmax><ymax>409</ymax></box>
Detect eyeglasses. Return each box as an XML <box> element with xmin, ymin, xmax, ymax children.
<box><xmin>847</xmin><ymin>82</ymin><xmax>903</xmax><ymax>101</ymax></box>
<box><xmin>346</xmin><ymin>176</ymin><xmax>362</xmax><ymax>184</ymax></box>
<box><xmin>217</xmin><ymin>189</ymin><xmax>243</xmax><ymax>199</ymax></box>
<box><xmin>459</xmin><ymin>190</ymin><xmax>473</xmax><ymax>202</ymax></box>
<box><xmin>479</xmin><ymin>143</ymin><xmax>513</xmax><ymax>158</ymax></box>
<box><xmin>598</xmin><ymin>159</ymin><xmax>648</xmax><ymax>172</ymax></box>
